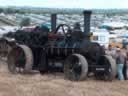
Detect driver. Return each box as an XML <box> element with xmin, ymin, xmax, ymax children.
<box><xmin>73</xmin><ymin>22</ymin><xmax>82</xmax><ymax>32</ymax></box>
<box><xmin>72</xmin><ymin>22</ymin><xmax>82</xmax><ymax>41</ymax></box>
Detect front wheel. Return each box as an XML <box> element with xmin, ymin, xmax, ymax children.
<box><xmin>95</xmin><ymin>55</ymin><xmax>116</xmax><ymax>81</ymax></box>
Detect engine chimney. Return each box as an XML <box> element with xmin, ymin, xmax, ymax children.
<box><xmin>83</xmin><ymin>10</ymin><xmax>92</xmax><ymax>40</ymax></box>
<box><xmin>51</xmin><ymin>14</ymin><xmax>57</xmax><ymax>32</ymax></box>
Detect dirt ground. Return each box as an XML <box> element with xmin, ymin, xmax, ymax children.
<box><xmin>0</xmin><ymin>60</ymin><xmax>128</xmax><ymax>96</ymax></box>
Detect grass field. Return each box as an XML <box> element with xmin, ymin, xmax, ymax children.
<box><xmin>0</xmin><ymin>60</ymin><xmax>127</xmax><ymax>96</ymax></box>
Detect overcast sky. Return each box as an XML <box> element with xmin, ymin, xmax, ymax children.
<box><xmin>0</xmin><ymin>0</ymin><xmax>128</xmax><ymax>9</ymax></box>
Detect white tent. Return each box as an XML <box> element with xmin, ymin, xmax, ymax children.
<box><xmin>101</xmin><ymin>22</ymin><xmax>125</xmax><ymax>28</ymax></box>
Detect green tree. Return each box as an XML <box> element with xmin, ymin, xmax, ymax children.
<box><xmin>20</xmin><ymin>17</ymin><xmax>31</xmax><ymax>28</ymax></box>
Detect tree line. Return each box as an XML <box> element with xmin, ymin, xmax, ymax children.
<box><xmin>1</xmin><ymin>7</ymin><xmax>128</xmax><ymax>15</ymax></box>
<box><xmin>0</xmin><ymin>7</ymin><xmax>26</xmax><ymax>14</ymax></box>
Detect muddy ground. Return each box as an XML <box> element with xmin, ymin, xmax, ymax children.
<box><xmin>0</xmin><ymin>60</ymin><xmax>127</xmax><ymax>96</ymax></box>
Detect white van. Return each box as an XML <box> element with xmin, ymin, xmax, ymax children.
<box><xmin>91</xmin><ymin>31</ymin><xmax>109</xmax><ymax>48</ymax></box>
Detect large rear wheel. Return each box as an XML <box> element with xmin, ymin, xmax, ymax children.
<box><xmin>64</xmin><ymin>54</ymin><xmax>88</xmax><ymax>81</ymax></box>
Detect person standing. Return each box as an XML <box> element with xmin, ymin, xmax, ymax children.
<box><xmin>124</xmin><ymin>51</ymin><xmax>128</xmax><ymax>80</ymax></box>
<box><xmin>106</xmin><ymin>45</ymin><xmax>116</xmax><ymax>58</ymax></box>
<box><xmin>116</xmin><ymin>48</ymin><xmax>125</xmax><ymax>80</ymax></box>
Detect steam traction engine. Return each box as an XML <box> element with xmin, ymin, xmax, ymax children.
<box><xmin>2</xmin><ymin>11</ymin><xmax>116</xmax><ymax>81</ymax></box>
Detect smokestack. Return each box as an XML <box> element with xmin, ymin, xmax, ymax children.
<box><xmin>83</xmin><ymin>10</ymin><xmax>92</xmax><ymax>40</ymax></box>
<box><xmin>51</xmin><ymin>14</ymin><xmax>57</xmax><ymax>32</ymax></box>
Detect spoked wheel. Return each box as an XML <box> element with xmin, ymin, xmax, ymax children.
<box><xmin>95</xmin><ymin>55</ymin><xmax>116</xmax><ymax>81</ymax></box>
<box><xmin>7</xmin><ymin>45</ymin><xmax>33</xmax><ymax>74</ymax></box>
<box><xmin>64</xmin><ymin>54</ymin><xmax>88</xmax><ymax>81</ymax></box>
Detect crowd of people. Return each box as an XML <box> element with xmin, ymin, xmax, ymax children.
<box><xmin>106</xmin><ymin>45</ymin><xmax>128</xmax><ymax>80</ymax></box>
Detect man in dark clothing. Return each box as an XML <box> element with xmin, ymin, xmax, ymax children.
<box><xmin>72</xmin><ymin>22</ymin><xmax>83</xmax><ymax>41</ymax></box>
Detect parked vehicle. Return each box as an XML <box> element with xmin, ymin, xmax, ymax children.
<box><xmin>0</xmin><ymin>11</ymin><xmax>116</xmax><ymax>81</ymax></box>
